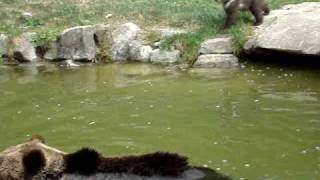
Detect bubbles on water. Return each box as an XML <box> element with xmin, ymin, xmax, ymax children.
<box><xmin>147</xmin><ymin>122</ymin><xmax>152</xmax><ymax>125</ymax></box>
<box><xmin>315</xmin><ymin>146</ymin><xmax>320</xmax><ymax>151</ymax></box>
<box><xmin>244</xmin><ymin>164</ymin><xmax>250</xmax><ymax>168</ymax></box>
<box><xmin>35</xmin><ymin>104</ymin><xmax>40</xmax><ymax>108</ymax></box>
<box><xmin>216</xmin><ymin>167</ymin><xmax>221</xmax><ymax>171</ymax></box>
<box><xmin>216</xmin><ymin>105</ymin><xmax>221</xmax><ymax>108</ymax></box>
<box><xmin>167</xmin><ymin>127</ymin><xmax>171</xmax><ymax>130</ymax></box>
<box><xmin>301</xmin><ymin>149</ymin><xmax>308</xmax><ymax>154</ymax></box>
<box><xmin>47</xmin><ymin>117</ymin><xmax>51</xmax><ymax>120</ymax></box>
<box><xmin>222</xmin><ymin>160</ymin><xmax>228</xmax><ymax>163</ymax></box>
<box><xmin>254</xmin><ymin>99</ymin><xmax>260</xmax><ymax>102</ymax></box>
<box><xmin>89</xmin><ymin>121</ymin><xmax>95</xmax><ymax>125</ymax></box>
<box><xmin>57</xmin><ymin>104</ymin><xmax>62</xmax><ymax>107</ymax></box>
<box><xmin>239</xmin><ymin>178</ymin><xmax>246</xmax><ymax>180</ymax></box>
<box><xmin>203</xmin><ymin>164</ymin><xmax>208</xmax><ymax>168</ymax></box>
<box><xmin>213</xmin><ymin>141</ymin><xmax>219</xmax><ymax>145</ymax></box>
<box><xmin>129</xmin><ymin>114</ymin><xmax>140</xmax><ymax>118</ymax></box>
<box><xmin>17</xmin><ymin>111</ymin><xmax>22</xmax><ymax>114</ymax></box>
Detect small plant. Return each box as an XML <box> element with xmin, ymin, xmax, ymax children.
<box><xmin>228</xmin><ymin>22</ymin><xmax>252</xmax><ymax>55</ymax></box>
<box><xmin>32</xmin><ymin>29</ymin><xmax>60</xmax><ymax>47</ymax></box>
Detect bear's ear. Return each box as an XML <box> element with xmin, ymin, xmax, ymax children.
<box><xmin>30</xmin><ymin>134</ymin><xmax>46</xmax><ymax>144</ymax></box>
<box><xmin>23</xmin><ymin>149</ymin><xmax>46</xmax><ymax>176</ymax></box>
<box><xmin>64</xmin><ymin>148</ymin><xmax>100</xmax><ymax>175</ymax></box>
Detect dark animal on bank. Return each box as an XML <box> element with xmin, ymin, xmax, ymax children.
<box><xmin>216</xmin><ymin>0</ymin><xmax>270</xmax><ymax>29</ymax></box>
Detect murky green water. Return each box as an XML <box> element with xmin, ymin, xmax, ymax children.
<box><xmin>0</xmin><ymin>62</ymin><xmax>319</xmax><ymax>179</ymax></box>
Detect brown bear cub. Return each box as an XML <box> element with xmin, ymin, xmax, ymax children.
<box><xmin>216</xmin><ymin>0</ymin><xmax>270</xmax><ymax>29</ymax></box>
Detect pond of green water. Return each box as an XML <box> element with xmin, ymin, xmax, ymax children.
<box><xmin>0</xmin><ymin>62</ymin><xmax>319</xmax><ymax>179</ymax></box>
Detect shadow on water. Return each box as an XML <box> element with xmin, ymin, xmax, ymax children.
<box><xmin>241</xmin><ymin>52</ymin><xmax>320</xmax><ymax>70</ymax></box>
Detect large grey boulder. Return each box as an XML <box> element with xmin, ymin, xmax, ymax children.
<box><xmin>244</xmin><ymin>2</ymin><xmax>320</xmax><ymax>56</ymax></box>
<box><xmin>150</xmin><ymin>49</ymin><xmax>181</xmax><ymax>64</ymax></box>
<box><xmin>200</xmin><ymin>37</ymin><xmax>233</xmax><ymax>54</ymax></box>
<box><xmin>194</xmin><ymin>54</ymin><xmax>239</xmax><ymax>68</ymax></box>
<box><xmin>111</xmin><ymin>22</ymin><xmax>141</xmax><ymax>61</ymax></box>
<box><xmin>129</xmin><ymin>40</ymin><xmax>153</xmax><ymax>62</ymax></box>
<box><xmin>11</xmin><ymin>35</ymin><xmax>38</xmax><ymax>62</ymax></box>
<box><xmin>56</xmin><ymin>26</ymin><xmax>97</xmax><ymax>61</ymax></box>
<box><xmin>0</xmin><ymin>34</ymin><xmax>8</xmax><ymax>56</ymax></box>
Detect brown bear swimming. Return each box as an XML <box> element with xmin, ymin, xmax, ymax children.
<box><xmin>0</xmin><ymin>135</ymin><xmax>232</xmax><ymax>180</ymax></box>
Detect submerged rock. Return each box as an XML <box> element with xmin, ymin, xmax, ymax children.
<box><xmin>245</xmin><ymin>2</ymin><xmax>320</xmax><ymax>56</ymax></box>
<box><xmin>56</xmin><ymin>25</ymin><xmax>97</xmax><ymax>61</ymax></box>
<box><xmin>200</xmin><ymin>37</ymin><xmax>233</xmax><ymax>54</ymax></box>
<box><xmin>194</xmin><ymin>54</ymin><xmax>239</xmax><ymax>68</ymax></box>
<box><xmin>150</xmin><ymin>49</ymin><xmax>181</xmax><ymax>64</ymax></box>
<box><xmin>111</xmin><ymin>22</ymin><xmax>141</xmax><ymax>61</ymax></box>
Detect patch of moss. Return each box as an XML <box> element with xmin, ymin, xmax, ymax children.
<box><xmin>145</xmin><ymin>31</ymin><xmax>161</xmax><ymax>44</ymax></box>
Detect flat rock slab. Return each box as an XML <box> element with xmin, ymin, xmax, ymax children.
<box><xmin>150</xmin><ymin>27</ymin><xmax>187</xmax><ymax>39</ymax></box>
<box><xmin>194</xmin><ymin>54</ymin><xmax>239</xmax><ymax>68</ymax></box>
<box><xmin>245</xmin><ymin>2</ymin><xmax>320</xmax><ymax>56</ymax></box>
<box><xmin>200</xmin><ymin>37</ymin><xmax>233</xmax><ymax>54</ymax></box>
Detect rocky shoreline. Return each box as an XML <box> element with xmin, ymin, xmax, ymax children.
<box><xmin>0</xmin><ymin>2</ymin><xmax>319</xmax><ymax>69</ymax></box>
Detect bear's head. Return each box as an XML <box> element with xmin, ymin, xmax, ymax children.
<box><xmin>0</xmin><ymin>135</ymin><xmax>65</xmax><ymax>179</ymax></box>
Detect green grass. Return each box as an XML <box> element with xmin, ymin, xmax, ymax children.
<box><xmin>1</xmin><ymin>0</ymin><xmax>320</xmax><ymax>61</ymax></box>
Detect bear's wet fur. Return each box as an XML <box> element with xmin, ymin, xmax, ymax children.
<box><xmin>22</xmin><ymin>149</ymin><xmax>46</xmax><ymax>178</ymax></box>
<box><xmin>64</xmin><ymin>148</ymin><xmax>188</xmax><ymax>177</ymax></box>
<box><xmin>99</xmin><ymin>152</ymin><xmax>188</xmax><ymax>177</ymax></box>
